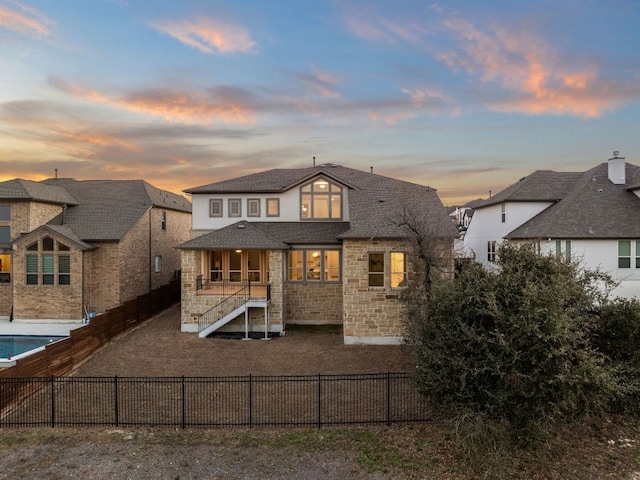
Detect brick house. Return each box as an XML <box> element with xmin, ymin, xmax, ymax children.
<box><xmin>0</xmin><ymin>178</ymin><xmax>191</xmax><ymax>322</ymax></box>
<box><xmin>179</xmin><ymin>163</ymin><xmax>455</xmax><ymax>344</ymax></box>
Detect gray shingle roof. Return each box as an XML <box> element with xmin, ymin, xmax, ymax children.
<box><xmin>475</xmin><ymin>170</ymin><xmax>584</xmax><ymax>208</ymax></box>
<box><xmin>0</xmin><ymin>179</ymin><xmax>78</xmax><ymax>205</ymax></box>
<box><xmin>40</xmin><ymin>178</ymin><xmax>191</xmax><ymax>241</ymax></box>
<box><xmin>179</xmin><ymin>221</ymin><xmax>350</xmax><ymax>250</ymax></box>
<box><xmin>185</xmin><ymin>164</ymin><xmax>457</xmax><ymax>240</ymax></box>
<box><xmin>506</xmin><ymin>163</ymin><xmax>640</xmax><ymax>239</ymax></box>
<box><xmin>13</xmin><ymin>224</ymin><xmax>95</xmax><ymax>250</ymax></box>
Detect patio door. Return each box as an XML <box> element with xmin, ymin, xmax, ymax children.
<box><xmin>208</xmin><ymin>250</ymin><xmax>266</xmax><ymax>283</ymax></box>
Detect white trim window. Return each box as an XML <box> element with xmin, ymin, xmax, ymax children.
<box><xmin>619</xmin><ymin>240</ymin><xmax>632</xmax><ymax>268</ymax></box>
<box><xmin>487</xmin><ymin>241</ymin><xmax>497</xmax><ymax>262</ymax></box>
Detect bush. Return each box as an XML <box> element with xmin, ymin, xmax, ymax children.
<box><xmin>404</xmin><ymin>243</ymin><xmax>619</xmax><ymax>445</ymax></box>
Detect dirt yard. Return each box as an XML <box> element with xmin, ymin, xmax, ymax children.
<box><xmin>72</xmin><ymin>303</ymin><xmax>414</xmax><ymax>377</ymax></box>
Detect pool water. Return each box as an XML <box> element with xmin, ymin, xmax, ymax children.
<box><xmin>0</xmin><ymin>335</ymin><xmax>66</xmax><ymax>358</ymax></box>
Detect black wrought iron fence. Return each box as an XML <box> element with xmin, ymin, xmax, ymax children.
<box><xmin>0</xmin><ymin>373</ymin><xmax>431</xmax><ymax>428</ymax></box>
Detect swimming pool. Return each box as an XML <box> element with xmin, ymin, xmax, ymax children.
<box><xmin>0</xmin><ymin>335</ymin><xmax>66</xmax><ymax>359</ymax></box>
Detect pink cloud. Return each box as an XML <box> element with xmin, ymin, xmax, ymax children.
<box><xmin>0</xmin><ymin>1</ymin><xmax>52</xmax><ymax>37</ymax></box>
<box><xmin>149</xmin><ymin>17</ymin><xmax>256</xmax><ymax>54</ymax></box>
<box><xmin>301</xmin><ymin>68</ymin><xmax>341</xmax><ymax>99</ymax></box>
<box><xmin>342</xmin><ymin>7</ymin><xmax>426</xmax><ymax>44</ymax></box>
<box><xmin>49</xmin><ymin>77</ymin><xmax>255</xmax><ymax>124</ymax></box>
<box><xmin>438</xmin><ymin>17</ymin><xmax>635</xmax><ymax>117</ymax></box>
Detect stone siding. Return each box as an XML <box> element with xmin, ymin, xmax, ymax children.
<box><xmin>284</xmin><ymin>283</ymin><xmax>343</xmax><ymax>324</ymax></box>
<box><xmin>342</xmin><ymin>239</ymin><xmax>407</xmax><ymax>343</ymax></box>
<box><xmin>180</xmin><ymin>249</ymin><xmax>285</xmax><ymax>334</ymax></box>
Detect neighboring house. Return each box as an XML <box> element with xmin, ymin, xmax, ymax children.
<box><xmin>178</xmin><ymin>163</ymin><xmax>456</xmax><ymax>344</ymax></box>
<box><xmin>463</xmin><ymin>153</ymin><xmax>640</xmax><ymax>298</ymax></box>
<box><xmin>0</xmin><ymin>178</ymin><xmax>191</xmax><ymax>322</ymax></box>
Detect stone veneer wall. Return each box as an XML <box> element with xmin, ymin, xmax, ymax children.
<box><xmin>284</xmin><ymin>283</ymin><xmax>343</xmax><ymax>324</ymax></box>
<box><xmin>180</xmin><ymin>249</ymin><xmax>284</xmax><ymax>334</ymax></box>
<box><xmin>342</xmin><ymin>238</ymin><xmax>407</xmax><ymax>344</ymax></box>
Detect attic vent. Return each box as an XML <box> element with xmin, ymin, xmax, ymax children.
<box><xmin>378</xmin><ymin>199</ymin><xmax>384</xmax><ymax>203</ymax></box>
<box><xmin>237</xmin><ymin>223</ymin><xmax>246</xmax><ymax>229</ymax></box>
<box><xmin>598</xmin><ymin>188</ymin><xmax>604</xmax><ymax>194</ymax></box>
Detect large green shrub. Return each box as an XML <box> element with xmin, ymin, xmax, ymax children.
<box><xmin>404</xmin><ymin>243</ymin><xmax>619</xmax><ymax>444</ymax></box>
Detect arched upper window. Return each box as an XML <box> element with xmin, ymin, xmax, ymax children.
<box><xmin>300</xmin><ymin>178</ymin><xmax>342</xmax><ymax>220</ymax></box>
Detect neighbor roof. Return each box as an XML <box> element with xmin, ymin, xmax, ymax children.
<box><xmin>474</xmin><ymin>170</ymin><xmax>584</xmax><ymax>209</ymax></box>
<box><xmin>38</xmin><ymin>178</ymin><xmax>191</xmax><ymax>242</ymax></box>
<box><xmin>506</xmin><ymin>163</ymin><xmax>640</xmax><ymax>239</ymax></box>
<box><xmin>0</xmin><ymin>179</ymin><xmax>78</xmax><ymax>205</ymax></box>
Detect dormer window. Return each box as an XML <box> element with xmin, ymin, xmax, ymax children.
<box><xmin>300</xmin><ymin>178</ymin><xmax>342</xmax><ymax>220</ymax></box>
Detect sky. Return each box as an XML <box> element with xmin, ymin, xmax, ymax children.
<box><xmin>1</xmin><ymin>0</ymin><xmax>639</xmax><ymax>206</ymax></box>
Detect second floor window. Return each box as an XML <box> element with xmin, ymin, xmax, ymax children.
<box><xmin>161</xmin><ymin>211</ymin><xmax>166</xmax><ymax>230</ymax></box>
<box><xmin>301</xmin><ymin>179</ymin><xmax>342</xmax><ymax>220</ymax></box>
<box><xmin>0</xmin><ymin>226</ymin><xmax>9</xmax><ymax>244</ymax></box>
<box><xmin>501</xmin><ymin>203</ymin><xmax>506</xmax><ymax>223</ymax></box>
<box><xmin>247</xmin><ymin>199</ymin><xmax>260</xmax><ymax>217</ymax></box>
<box><xmin>229</xmin><ymin>199</ymin><xmax>242</xmax><ymax>217</ymax></box>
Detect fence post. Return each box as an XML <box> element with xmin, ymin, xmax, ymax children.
<box><xmin>386</xmin><ymin>372</ymin><xmax>391</xmax><ymax>426</ymax></box>
<box><xmin>317</xmin><ymin>374</ymin><xmax>321</xmax><ymax>429</ymax></box>
<box><xmin>181</xmin><ymin>376</ymin><xmax>186</xmax><ymax>429</ymax></box>
<box><xmin>249</xmin><ymin>375</ymin><xmax>253</xmax><ymax>429</ymax></box>
<box><xmin>50</xmin><ymin>375</ymin><xmax>55</xmax><ymax>428</ymax></box>
<box><xmin>114</xmin><ymin>376</ymin><xmax>119</xmax><ymax>427</ymax></box>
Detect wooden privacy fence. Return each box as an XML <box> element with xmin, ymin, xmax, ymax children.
<box><xmin>0</xmin><ymin>373</ymin><xmax>432</xmax><ymax>428</ymax></box>
<box><xmin>0</xmin><ymin>280</ymin><xmax>180</xmax><ymax>380</ymax></box>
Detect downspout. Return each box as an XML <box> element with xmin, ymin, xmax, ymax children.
<box><xmin>148</xmin><ymin>207</ymin><xmax>153</xmax><ymax>292</ymax></box>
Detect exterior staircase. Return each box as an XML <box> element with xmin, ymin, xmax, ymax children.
<box><xmin>197</xmin><ymin>284</ymin><xmax>270</xmax><ymax>338</ymax></box>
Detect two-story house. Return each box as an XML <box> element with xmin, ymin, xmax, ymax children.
<box><xmin>178</xmin><ymin>163</ymin><xmax>456</xmax><ymax>344</ymax></box>
<box><xmin>463</xmin><ymin>153</ymin><xmax>640</xmax><ymax>298</ymax></box>
<box><xmin>0</xmin><ymin>178</ymin><xmax>192</xmax><ymax>323</ymax></box>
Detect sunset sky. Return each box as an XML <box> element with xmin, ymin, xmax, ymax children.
<box><xmin>1</xmin><ymin>0</ymin><xmax>639</xmax><ymax>205</ymax></box>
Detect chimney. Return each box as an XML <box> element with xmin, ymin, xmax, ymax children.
<box><xmin>608</xmin><ymin>151</ymin><xmax>626</xmax><ymax>185</ymax></box>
